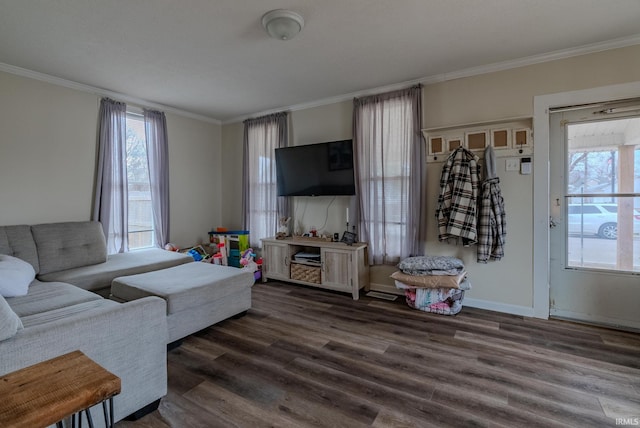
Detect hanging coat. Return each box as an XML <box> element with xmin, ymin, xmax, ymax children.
<box><xmin>477</xmin><ymin>146</ymin><xmax>506</xmax><ymax>262</ymax></box>
<box><xmin>436</xmin><ymin>147</ymin><xmax>481</xmax><ymax>245</ymax></box>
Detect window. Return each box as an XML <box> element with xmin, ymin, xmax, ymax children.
<box><xmin>364</xmin><ymin>97</ymin><xmax>412</xmax><ymax>260</ymax></box>
<box><xmin>126</xmin><ymin>114</ymin><xmax>154</xmax><ymax>249</ymax></box>
<box><xmin>94</xmin><ymin>98</ymin><xmax>169</xmax><ymax>254</ymax></box>
<box><xmin>246</xmin><ymin>122</ymin><xmax>278</xmax><ymax>246</ymax></box>
<box><xmin>242</xmin><ymin>113</ymin><xmax>288</xmax><ymax>249</ymax></box>
<box><xmin>566</xmin><ymin>116</ymin><xmax>640</xmax><ymax>271</ymax></box>
<box><xmin>353</xmin><ymin>86</ymin><xmax>423</xmax><ymax>265</ymax></box>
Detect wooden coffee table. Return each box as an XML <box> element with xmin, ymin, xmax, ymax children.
<box><xmin>0</xmin><ymin>350</ymin><xmax>121</xmax><ymax>428</ymax></box>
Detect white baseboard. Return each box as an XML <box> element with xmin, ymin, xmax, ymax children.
<box><xmin>463</xmin><ymin>298</ymin><xmax>536</xmax><ymax>318</ymax></box>
<box><xmin>369</xmin><ymin>285</ymin><xmax>639</xmax><ymax>327</ymax></box>
<box><xmin>550</xmin><ymin>309</ymin><xmax>640</xmax><ymax>332</ymax></box>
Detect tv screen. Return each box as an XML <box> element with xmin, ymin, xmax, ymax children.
<box><xmin>275</xmin><ymin>140</ymin><xmax>356</xmax><ymax>196</ymax></box>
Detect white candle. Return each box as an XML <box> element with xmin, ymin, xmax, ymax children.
<box><xmin>346</xmin><ymin>207</ymin><xmax>349</xmax><ymax>223</ymax></box>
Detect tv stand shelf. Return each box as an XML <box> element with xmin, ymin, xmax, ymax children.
<box><xmin>261</xmin><ymin>237</ymin><xmax>369</xmax><ymax>300</ymax></box>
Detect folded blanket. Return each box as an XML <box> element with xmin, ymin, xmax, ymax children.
<box><xmin>403</xmin><ymin>286</ymin><xmax>466</xmax><ymax>315</ymax></box>
<box><xmin>391</xmin><ymin>270</ymin><xmax>467</xmax><ymax>289</ymax></box>
<box><xmin>398</xmin><ymin>255</ymin><xmax>465</xmax><ymax>276</ymax></box>
<box><xmin>422</xmin><ymin>299</ymin><xmax>463</xmax><ymax>315</ymax></box>
<box><xmin>394</xmin><ymin>278</ymin><xmax>471</xmax><ymax>291</ymax></box>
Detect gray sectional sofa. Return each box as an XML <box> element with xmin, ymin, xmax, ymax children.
<box><xmin>31</xmin><ymin>221</ymin><xmax>193</xmax><ymax>297</ymax></box>
<box><xmin>0</xmin><ymin>221</ymin><xmax>194</xmax><ymax>425</ymax></box>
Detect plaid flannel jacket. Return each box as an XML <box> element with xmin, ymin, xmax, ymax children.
<box><xmin>477</xmin><ymin>177</ymin><xmax>506</xmax><ymax>262</ymax></box>
<box><xmin>436</xmin><ymin>147</ymin><xmax>481</xmax><ymax>244</ymax></box>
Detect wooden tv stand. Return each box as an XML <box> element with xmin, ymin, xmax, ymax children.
<box><xmin>261</xmin><ymin>237</ymin><xmax>369</xmax><ymax>300</ymax></box>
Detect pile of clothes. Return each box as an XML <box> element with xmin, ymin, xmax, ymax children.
<box><xmin>392</xmin><ymin>255</ymin><xmax>470</xmax><ymax>315</ymax></box>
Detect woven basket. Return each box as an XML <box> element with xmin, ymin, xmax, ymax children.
<box><xmin>291</xmin><ymin>263</ymin><xmax>321</xmax><ymax>284</ymax></box>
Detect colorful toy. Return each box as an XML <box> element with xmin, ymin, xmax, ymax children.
<box><xmin>187</xmin><ymin>248</ymin><xmax>203</xmax><ymax>261</ymax></box>
<box><xmin>164</xmin><ymin>243</ymin><xmax>179</xmax><ymax>251</ymax></box>
<box><xmin>240</xmin><ymin>248</ymin><xmax>258</xmax><ymax>272</ymax></box>
<box><xmin>216</xmin><ymin>242</ymin><xmax>228</xmax><ymax>265</ymax></box>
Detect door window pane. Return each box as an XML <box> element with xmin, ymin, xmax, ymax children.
<box><xmin>566</xmin><ymin>116</ymin><xmax>640</xmax><ymax>272</ymax></box>
<box><xmin>567</xmin><ymin>118</ymin><xmax>640</xmax><ymax>195</ymax></box>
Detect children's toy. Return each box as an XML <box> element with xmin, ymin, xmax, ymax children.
<box><xmin>187</xmin><ymin>248</ymin><xmax>203</xmax><ymax>261</ymax></box>
<box><xmin>208</xmin><ymin>230</ymin><xmax>250</xmax><ymax>267</ymax></box>
<box><xmin>164</xmin><ymin>243</ymin><xmax>179</xmax><ymax>251</ymax></box>
<box><xmin>216</xmin><ymin>242</ymin><xmax>227</xmax><ymax>265</ymax></box>
<box><xmin>254</xmin><ymin>257</ymin><xmax>263</xmax><ymax>281</ymax></box>
<box><xmin>240</xmin><ymin>248</ymin><xmax>258</xmax><ymax>273</ymax></box>
<box><xmin>276</xmin><ymin>217</ymin><xmax>290</xmax><ymax>239</ymax></box>
<box><xmin>179</xmin><ymin>245</ymin><xmax>210</xmax><ymax>262</ymax></box>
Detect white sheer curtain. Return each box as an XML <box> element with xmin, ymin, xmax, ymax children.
<box><xmin>242</xmin><ymin>112</ymin><xmax>289</xmax><ymax>249</ymax></box>
<box><xmin>92</xmin><ymin>98</ymin><xmax>128</xmax><ymax>254</ymax></box>
<box><xmin>353</xmin><ymin>85</ymin><xmax>424</xmax><ymax>265</ymax></box>
<box><xmin>144</xmin><ymin>109</ymin><xmax>170</xmax><ymax>248</ymax></box>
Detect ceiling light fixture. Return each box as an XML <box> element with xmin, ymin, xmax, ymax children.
<box><xmin>262</xmin><ymin>9</ymin><xmax>304</xmax><ymax>41</ymax></box>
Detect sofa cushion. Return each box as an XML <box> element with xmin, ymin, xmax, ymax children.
<box><xmin>6</xmin><ymin>280</ymin><xmax>102</xmax><ymax>318</ymax></box>
<box><xmin>0</xmin><ymin>225</ymin><xmax>39</xmax><ymax>273</ymax></box>
<box><xmin>38</xmin><ymin>248</ymin><xmax>193</xmax><ymax>293</ymax></box>
<box><xmin>0</xmin><ymin>295</ymin><xmax>23</xmax><ymax>341</ymax></box>
<box><xmin>31</xmin><ymin>221</ymin><xmax>107</xmax><ymax>275</ymax></box>
<box><xmin>20</xmin><ymin>299</ymin><xmax>120</xmax><ymax>329</ymax></box>
<box><xmin>0</xmin><ymin>255</ymin><xmax>36</xmax><ymax>297</ymax></box>
<box><xmin>111</xmin><ymin>262</ymin><xmax>254</xmax><ymax>315</ymax></box>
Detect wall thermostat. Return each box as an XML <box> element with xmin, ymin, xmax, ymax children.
<box><xmin>521</xmin><ymin>157</ymin><xmax>532</xmax><ymax>175</ymax></box>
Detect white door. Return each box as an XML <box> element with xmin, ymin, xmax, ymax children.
<box><xmin>549</xmin><ymin>102</ymin><xmax>640</xmax><ymax>330</ymax></box>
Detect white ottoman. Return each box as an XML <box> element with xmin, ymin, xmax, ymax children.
<box><xmin>111</xmin><ymin>262</ymin><xmax>254</xmax><ymax>344</ymax></box>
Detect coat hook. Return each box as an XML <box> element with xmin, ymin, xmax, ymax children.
<box><xmin>556</xmin><ymin>198</ymin><xmax>560</xmax><ymax>206</ymax></box>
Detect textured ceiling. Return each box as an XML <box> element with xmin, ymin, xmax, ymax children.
<box><xmin>1</xmin><ymin>0</ymin><xmax>639</xmax><ymax>123</ymax></box>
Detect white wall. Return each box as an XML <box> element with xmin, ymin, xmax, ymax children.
<box><xmin>222</xmin><ymin>44</ymin><xmax>640</xmax><ymax>315</ymax></box>
<box><xmin>220</xmin><ymin>122</ymin><xmax>244</xmax><ymax>230</ymax></box>
<box><xmin>0</xmin><ymin>70</ymin><xmax>222</xmax><ymax>249</ymax></box>
<box><xmin>165</xmin><ymin>113</ymin><xmax>222</xmax><ymax>247</ymax></box>
<box><xmin>0</xmin><ymin>72</ymin><xmax>98</xmax><ymax>223</ymax></box>
<box><xmin>289</xmin><ymin>101</ymin><xmax>354</xmax><ymax>238</ymax></box>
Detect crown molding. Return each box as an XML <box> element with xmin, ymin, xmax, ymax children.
<box><xmin>0</xmin><ymin>62</ymin><xmax>221</xmax><ymax>125</ymax></box>
<box><xmin>223</xmin><ymin>33</ymin><xmax>640</xmax><ymax>125</ymax></box>
<box><xmin>440</xmin><ymin>33</ymin><xmax>640</xmax><ymax>82</ymax></box>
<box><xmin>2</xmin><ymin>32</ymin><xmax>639</xmax><ymax>127</ymax></box>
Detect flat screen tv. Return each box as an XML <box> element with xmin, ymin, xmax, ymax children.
<box><xmin>275</xmin><ymin>140</ymin><xmax>355</xmax><ymax>197</ymax></box>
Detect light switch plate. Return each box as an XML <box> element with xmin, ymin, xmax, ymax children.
<box><xmin>506</xmin><ymin>158</ymin><xmax>519</xmax><ymax>171</ymax></box>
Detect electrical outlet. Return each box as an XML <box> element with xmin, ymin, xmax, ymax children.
<box><xmin>506</xmin><ymin>158</ymin><xmax>519</xmax><ymax>171</ymax></box>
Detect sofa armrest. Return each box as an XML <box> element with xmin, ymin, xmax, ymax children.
<box><xmin>0</xmin><ymin>297</ymin><xmax>168</xmax><ymax>423</ymax></box>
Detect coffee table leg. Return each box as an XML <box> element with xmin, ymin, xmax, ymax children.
<box><xmin>85</xmin><ymin>407</ymin><xmax>94</xmax><ymax>428</ymax></box>
<box><xmin>102</xmin><ymin>397</ymin><xmax>115</xmax><ymax>428</ymax></box>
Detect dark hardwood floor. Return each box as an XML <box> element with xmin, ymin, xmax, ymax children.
<box><xmin>117</xmin><ymin>281</ymin><xmax>640</xmax><ymax>427</ymax></box>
